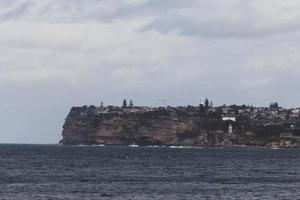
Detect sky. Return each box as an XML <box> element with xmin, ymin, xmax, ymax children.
<box><xmin>1</xmin><ymin>0</ymin><xmax>300</xmax><ymax>143</ymax></box>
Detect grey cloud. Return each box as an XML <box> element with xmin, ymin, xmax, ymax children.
<box><xmin>0</xmin><ymin>1</ymin><xmax>32</xmax><ymax>20</ymax></box>
<box><xmin>0</xmin><ymin>0</ymin><xmax>148</xmax><ymax>22</ymax></box>
<box><xmin>143</xmin><ymin>17</ymin><xmax>300</xmax><ymax>38</ymax></box>
<box><xmin>0</xmin><ymin>0</ymin><xmax>195</xmax><ymax>23</ymax></box>
<box><xmin>1</xmin><ymin>0</ymin><xmax>300</xmax><ymax>143</ymax></box>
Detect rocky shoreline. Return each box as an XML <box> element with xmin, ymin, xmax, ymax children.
<box><xmin>60</xmin><ymin>105</ymin><xmax>300</xmax><ymax>148</ymax></box>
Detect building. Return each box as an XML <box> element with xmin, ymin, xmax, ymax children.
<box><xmin>292</xmin><ymin>108</ymin><xmax>300</xmax><ymax>114</ymax></box>
<box><xmin>222</xmin><ymin>114</ymin><xmax>236</xmax><ymax>121</ymax></box>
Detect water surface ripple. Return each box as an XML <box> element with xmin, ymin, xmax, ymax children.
<box><xmin>0</xmin><ymin>144</ymin><xmax>299</xmax><ymax>199</ymax></box>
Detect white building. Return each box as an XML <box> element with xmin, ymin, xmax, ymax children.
<box><xmin>292</xmin><ymin>108</ymin><xmax>300</xmax><ymax>114</ymax></box>
<box><xmin>222</xmin><ymin>115</ymin><xmax>236</xmax><ymax>121</ymax></box>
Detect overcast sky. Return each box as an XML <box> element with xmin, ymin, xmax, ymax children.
<box><xmin>1</xmin><ymin>0</ymin><xmax>300</xmax><ymax>143</ymax></box>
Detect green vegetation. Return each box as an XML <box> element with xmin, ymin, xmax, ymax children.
<box><xmin>129</xmin><ymin>100</ymin><xmax>134</xmax><ymax>108</ymax></box>
<box><xmin>122</xmin><ymin>99</ymin><xmax>127</xmax><ymax>108</ymax></box>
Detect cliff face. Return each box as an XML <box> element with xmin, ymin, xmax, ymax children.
<box><xmin>61</xmin><ymin>106</ymin><xmax>232</xmax><ymax>146</ymax></box>
<box><xmin>61</xmin><ymin>106</ymin><xmax>300</xmax><ymax>147</ymax></box>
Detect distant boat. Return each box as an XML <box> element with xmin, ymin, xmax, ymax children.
<box><xmin>129</xmin><ymin>143</ymin><xmax>139</xmax><ymax>147</ymax></box>
<box><xmin>271</xmin><ymin>144</ymin><xmax>280</xmax><ymax>150</ymax></box>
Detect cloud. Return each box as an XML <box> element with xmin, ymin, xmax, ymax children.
<box><xmin>142</xmin><ymin>0</ymin><xmax>300</xmax><ymax>38</ymax></box>
<box><xmin>0</xmin><ymin>0</ymin><xmax>153</xmax><ymax>23</ymax></box>
<box><xmin>1</xmin><ymin>0</ymin><xmax>299</xmax><ymax>97</ymax></box>
<box><xmin>0</xmin><ymin>0</ymin><xmax>300</xmax><ymax>143</ymax></box>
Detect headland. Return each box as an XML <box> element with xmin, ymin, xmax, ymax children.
<box><xmin>60</xmin><ymin>101</ymin><xmax>300</xmax><ymax>147</ymax></box>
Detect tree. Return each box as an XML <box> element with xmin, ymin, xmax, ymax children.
<box><xmin>122</xmin><ymin>99</ymin><xmax>127</xmax><ymax>108</ymax></box>
<box><xmin>270</xmin><ymin>102</ymin><xmax>279</xmax><ymax>109</ymax></box>
<box><xmin>100</xmin><ymin>101</ymin><xmax>104</xmax><ymax>108</ymax></box>
<box><xmin>286</xmin><ymin>110</ymin><xmax>292</xmax><ymax>120</ymax></box>
<box><xmin>199</xmin><ymin>104</ymin><xmax>206</xmax><ymax>115</ymax></box>
<box><xmin>250</xmin><ymin>105</ymin><xmax>254</xmax><ymax>112</ymax></box>
<box><xmin>209</xmin><ymin>101</ymin><xmax>213</xmax><ymax>108</ymax></box>
<box><xmin>205</xmin><ymin>98</ymin><xmax>209</xmax><ymax>109</ymax></box>
<box><xmin>129</xmin><ymin>100</ymin><xmax>134</xmax><ymax>108</ymax></box>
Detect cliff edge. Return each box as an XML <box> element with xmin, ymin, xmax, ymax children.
<box><xmin>61</xmin><ymin>105</ymin><xmax>300</xmax><ymax>147</ymax></box>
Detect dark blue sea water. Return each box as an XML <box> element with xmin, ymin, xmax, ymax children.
<box><xmin>0</xmin><ymin>144</ymin><xmax>299</xmax><ymax>200</ymax></box>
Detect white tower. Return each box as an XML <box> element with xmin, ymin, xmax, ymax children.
<box><xmin>228</xmin><ymin>124</ymin><xmax>233</xmax><ymax>134</ymax></box>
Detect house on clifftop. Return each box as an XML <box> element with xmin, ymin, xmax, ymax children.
<box><xmin>222</xmin><ymin>114</ymin><xmax>236</xmax><ymax>122</ymax></box>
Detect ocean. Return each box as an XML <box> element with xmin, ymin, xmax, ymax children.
<box><xmin>0</xmin><ymin>144</ymin><xmax>299</xmax><ymax>200</ymax></box>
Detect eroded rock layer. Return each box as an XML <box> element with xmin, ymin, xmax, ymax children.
<box><xmin>61</xmin><ymin>106</ymin><xmax>300</xmax><ymax>147</ymax></box>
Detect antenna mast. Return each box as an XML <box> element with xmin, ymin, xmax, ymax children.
<box><xmin>158</xmin><ymin>99</ymin><xmax>167</xmax><ymax>108</ymax></box>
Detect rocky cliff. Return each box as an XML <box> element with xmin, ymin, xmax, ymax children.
<box><xmin>61</xmin><ymin>106</ymin><xmax>300</xmax><ymax>147</ymax></box>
